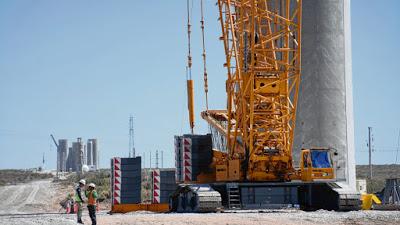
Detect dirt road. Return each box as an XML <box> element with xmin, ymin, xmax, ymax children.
<box><xmin>1</xmin><ymin>180</ymin><xmax>400</xmax><ymax>225</ymax></box>
<box><xmin>0</xmin><ymin>180</ymin><xmax>54</xmax><ymax>214</ymax></box>
<box><xmin>0</xmin><ymin>180</ymin><xmax>76</xmax><ymax>224</ymax></box>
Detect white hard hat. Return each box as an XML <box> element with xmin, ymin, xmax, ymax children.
<box><xmin>79</xmin><ymin>179</ymin><xmax>86</xmax><ymax>185</ymax></box>
<box><xmin>88</xmin><ymin>183</ymin><xmax>96</xmax><ymax>188</ymax></box>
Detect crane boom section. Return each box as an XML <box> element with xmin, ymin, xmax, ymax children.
<box><xmin>50</xmin><ymin>134</ymin><xmax>59</xmax><ymax>148</ymax></box>
<box><xmin>217</xmin><ymin>0</ymin><xmax>302</xmax><ymax>181</ymax></box>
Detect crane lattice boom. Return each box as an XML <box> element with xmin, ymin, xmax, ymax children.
<box><xmin>203</xmin><ymin>0</ymin><xmax>302</xmax><ymax>181</ymax></box>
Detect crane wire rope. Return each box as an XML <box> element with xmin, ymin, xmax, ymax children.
<box><xmin>186</xmin><ymin>0</ymin><xmax>192</xmax><ymax>80</ymax></box>
<box><xmin>200</xmin><ymin>0</ymin><xmax>209</xmax><ymax>110</ymax></box>
<box><xmin>186</xmin><ymin>0</ymin><xmax>195</xmax><ymax>134</ymax></box>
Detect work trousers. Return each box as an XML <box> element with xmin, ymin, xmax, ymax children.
<box><xmin>76</xmin><ymin>202</ymin><xmax>83</xmax><ymax>222</ymax></box>
<box><xmin>87</xmin><ymin>205</ymin><xmax>97</xmax><ymax>225</ymax></box>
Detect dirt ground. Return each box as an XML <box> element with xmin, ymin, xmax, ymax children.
<box><xmin>99</xmin><ymin>210</ymin><xmax>400</xmax><ymax>225</ymax></box>
<box><xmin>1</xmin><ymin>180</ymin><xmax>400</xmax><ymax>225</ymax></box>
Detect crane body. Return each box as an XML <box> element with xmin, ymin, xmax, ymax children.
<box><xmin>171</xmin><ymin>0</ymin><xmax>360</xmax><ymax>212</ymax></box>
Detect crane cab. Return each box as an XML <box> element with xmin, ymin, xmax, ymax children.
<box><xmin>300</xmin><ymin>148</ymin><xmax>334</xmax><ymax>182</ymax></box>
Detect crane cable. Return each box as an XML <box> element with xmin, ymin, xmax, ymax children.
<box><xmin>200</xmin><ymin>0</ymin><xmax>209</xmax><ymax>110</ymax></box>
<box><xmin>186</xmin><ymin>0</ymin><xmax>192</xmax><ymax>79</ymax></box>
<box><xmin>186</xmin><ymin>0</ymin><xmax>195</xmax><ymax>134</ymax></box>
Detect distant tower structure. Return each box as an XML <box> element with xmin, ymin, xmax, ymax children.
<box><xmin>71</xmin><ymin>142</ymin><xmax>78</xmax><ymax>171</ymax></box>
<box><xmin>129</xmin><ymin>115</ymin><xmax>136</xmax><ymax>158</ymax></box>
<box><xmin>83</xmin><ymin>144</ymin><xmax>87</xmax><ymax>165</ymax></box>
<box><xmin>51</xmin><ymin>134</ymin><xmax>61</xmax><ymax>172</ymax></box>
<box><xmin>156</xmin><ymin>150</ymin><xmax>159</xmax><ymax>168</ymax></box>
<box><xmin>89</xmin><ymin>139</ymin><xmax>99</xmax><ymax>169</ymax></box>
<box><xmin>78</xmin><ymin>138</ymin><xmax>84</xmax><ymax>172</ymax></box>
<box><xmin>87</xmin><ymin>139</ymin><xmax>93</xmax><ymax>166</ymax></box>
<box><xmin>67</xmin><ymin>147</ymin><xmax>73</xmax><ymax>172</ymax></box>
<box><xmin>72</xmin><ymin>138</ymin><xmax>84</xmax><ymax>173</ymax></box>
<box><xmin>58</xmin><ymin>139</ymin><xmax>68</xmax><ymax>172</ymax></box>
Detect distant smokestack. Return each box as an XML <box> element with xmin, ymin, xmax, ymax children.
<box><xmin>87</xmin><ymin>140</ymin><xmax>93</xmax><ymax>166</ymax></box>
<box><xmin>58</xmin><ymin>139</ymin><xmax>68</xmax><ymax>172</ymax></box>
<box><xmin>89</xmin><ymin>139</ymin><xmax>99</xmax><ymax>169</ymax></box>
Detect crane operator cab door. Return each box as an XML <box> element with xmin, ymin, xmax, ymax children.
<box><xmin>300</xmin><ymin>148</ymin><xmax>334</xmax><ymax>182</ymax></box>
<box><xmin>301</xmin><ymin>150</ymin><xmax>313</xmax><ymax>182</ymax></box>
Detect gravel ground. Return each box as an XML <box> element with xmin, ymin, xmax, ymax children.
<box><xmin>98</xmin><ymin>210</ymin><xmax>400</xmax><ymax>225</ymax></box>
<box><xmin>0</xmin><ymin>180</ymin><xmax>400</xmax><ymax>225</ymax></box>
<box><xmin>1</xmin><ymin>210</ymin><xmax>400</xmax><ymax>225</ymax></box>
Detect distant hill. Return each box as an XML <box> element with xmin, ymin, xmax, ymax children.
<box><xmin>356</xmin><ymin>164</ymin><xmax>400</xmax><ymax>193</ymax></box>
<box><xmin>0</xmin><ymin>169</ymin><xmax>53</xmax><ymax>186</ymax></box>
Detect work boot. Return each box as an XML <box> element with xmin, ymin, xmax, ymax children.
<box><xmin>77</xmin><ymin>219</ymin><xmax>84</xmax><ymax>224</ymax></box>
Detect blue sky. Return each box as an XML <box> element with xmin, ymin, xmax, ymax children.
<box><xmin>0</xmin><ymin>0</ymin><xmax>399</xmax><ymax>169</ymax></box>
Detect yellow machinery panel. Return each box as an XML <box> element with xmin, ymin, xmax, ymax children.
<box><xmin>216</xmin><ymin>164</ymin><xmax>228</xmax><ymax>181</ymax></box>
<box><xmin>111</xmin><ymin>203</ymin><xmax>169</xmax><ymax>213</ymax></box>
<box><xmin>228</xmin><ymin>159</ymin><xmax>240</xmax><ymax>181</ymax></box>
<box><xmin>255</xmin><ymin>78</ymin><xmax>280</xmax><ymax>94</ymax></box>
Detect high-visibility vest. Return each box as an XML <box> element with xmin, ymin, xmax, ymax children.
<box><xmin>87</xmin><ymin>190</ymin><xmax>97</xmax><ymax>206</ymax></box>
<box><xmin>74</xmin><ymin>187</ymin><xmax>84</xmax><ymax>202</ymax></box>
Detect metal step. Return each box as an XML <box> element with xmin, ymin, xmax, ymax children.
<box><xmin>227</xmin><ymin>183</ymin><xmax>242</xmax><ymax>209</ymax></box>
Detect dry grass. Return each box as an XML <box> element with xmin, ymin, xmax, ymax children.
<box><xmin>0</xmin><ymin>169</ymin><xmax>53</xmax><ymax>186</ymax></box>
<box><xmin>57</xmin><ymin>169</ymin><xmax>111</xmax><ymax>201</ymax></box>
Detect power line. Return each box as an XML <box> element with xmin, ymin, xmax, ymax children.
<box><xmin>200</xmin><ymin>0</ymin><xmax>209</xmax><ymax>110</ymax></box>
<box><xmin>357</xmin><ymin>149</ymin><xmax>400</xmax><ymax>152</ymax></box>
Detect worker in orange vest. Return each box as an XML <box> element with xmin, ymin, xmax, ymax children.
<box><xmin>85</xmin><ymin>183</ymin><xmax>98</xmax><ymax>225</ymax></box>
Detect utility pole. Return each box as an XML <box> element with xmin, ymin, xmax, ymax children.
<box><xmin>161</xmin><ymin>150</ymin><xmax>164</xmax><ymax>168</ymax></box>
<box><xmin>143</xmin><ymin>153</ymin><xmax>146</xmax><ymax>169</ymax></box>
<box><xmin>156</xmin><ymin>150</ymin><xmax>159</xmax><ymax>168</ymax></box>
<box><xmin>42</xmin><ymin>152</ymin><xmax>45</xmax><ymax>170</ymax></box>
<box><xmin>150</xmin><ymin>151</ymin><xmax>152</xmax><ymax>169</ymax></box>
<box><xmin>129</xmin><ymin>115</ymin><xmax>135</xmax><ymax>158</ymax></box>
<box><xmin>395</xmin><ymin>130</ymin><xmax>400</xmax><ymax>164</ymax></box>
<box><xmin>368</xmin><ymin>127</ymin><xmax>373</xmax><ymax>179</ymax></box>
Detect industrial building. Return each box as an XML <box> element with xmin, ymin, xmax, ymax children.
<box><xmin>57</xmin><ymin>139</ymin><xmax>68</xmax><ymax>172</ymax></box>
<box><xmin>53</xmin><ymin>136</ymin><xmax>99</xmax><ymax>172</ymax></box>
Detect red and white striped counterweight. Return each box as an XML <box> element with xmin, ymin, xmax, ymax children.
<box><xmin>183</xmin><ymin>138</ymin><xmax>192</xmax><ymax>182</ymax></box>
<box><xmin>113</xmin><ymin>157</ymin><xmax>121</xmax><ymax>205</ymax></box>
<box><xmin>152</xmin><ymin>169</ymin><xmax>160</xmax><ymax>203</ymax></box>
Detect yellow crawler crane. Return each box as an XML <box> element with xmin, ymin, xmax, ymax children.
<box><xmin>202</xmin><ymin>0</ymin><xmax>302</xmax><ymax>182</ymax></box>
<box><xmin>172</xmin><ymin>0</ymin><xmax>361</xmax><ymax>212</ymax></box>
